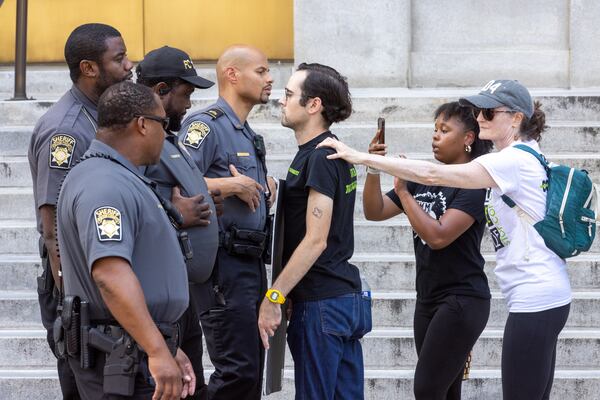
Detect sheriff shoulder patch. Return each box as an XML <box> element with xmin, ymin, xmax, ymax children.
<box><xmin>94</xmin><ymin>206</ymin><xmax>122</xmax><ymax>241</ymax></box>
<box><xmin>49</xmin><ymin>134</ymin><xmax>76</xmax><ymax>169</ymax></box>
<box><xmin>183</xmin><ymin>121</ymin><xmax>211</xmax><ymax>149</ymax></box>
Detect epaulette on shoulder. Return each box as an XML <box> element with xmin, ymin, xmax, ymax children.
<box><xmin>57</xmin><ymin>102</ymin><xmax>84</xmax><ymax>131</ymax></box>
<box><xmin>201</xmin><ymin>108</ymin><xmax>224</xmax><ymax>120</ymax></box>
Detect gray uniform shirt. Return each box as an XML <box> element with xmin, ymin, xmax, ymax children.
<box><xmin>28</xmin><ymin>85</ymin><xmax>98</xmax><ymax>234</ymax></box>
<box><xmin>179</xmin><ymin>97</ymin><xmax>268</xmax><ymax>233</ymax></box>
<box><xmin>57</xmin><ymin>140</ymin><xmax>189</xmax><ymax>323</ymax></box>
<box><xmin>144</xmin><ymin>134</ymin><xmax>219</xmax><ymax>282</ymax></box>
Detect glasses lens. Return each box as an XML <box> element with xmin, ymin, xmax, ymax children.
<box><xmin>482</xmin><ymin>109</ymin><xmax>495</xmax><ymax>121</ymax></box>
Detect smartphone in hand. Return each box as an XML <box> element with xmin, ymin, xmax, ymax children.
<box><xmin>377</xmin><ymin>117</ymin><xmax>385</xmax><ymax>144</ymax></box>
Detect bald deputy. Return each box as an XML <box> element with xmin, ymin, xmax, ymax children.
<box><xmin>178</xmin><ymin>45</ymin><xmax>277</xmax><ymax>400</ymax></box>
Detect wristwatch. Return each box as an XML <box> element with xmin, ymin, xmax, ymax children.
<box><xmin>265</xmin><ymin>288</ymin><xmax>286</xmax><ymax>304</ymax></box>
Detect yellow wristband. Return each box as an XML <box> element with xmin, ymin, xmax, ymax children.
<box><xmin>265</xmin><ymin>288</ymin><xmax>286</xmax><ymax>304</ymax></box>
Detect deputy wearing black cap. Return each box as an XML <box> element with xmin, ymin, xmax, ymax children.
<box><xmin>178</xmin><ymin>45</ymin><xmax>276</xmax><ymax>400</ymax></box>
<box><xmin>137</xmin><ymin>46</ymin><xmax>223</xmax><ymax>400</ymax></box>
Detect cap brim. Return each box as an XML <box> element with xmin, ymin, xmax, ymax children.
<box><xmin>459</xmin><ymin>93</ymin><xmax>505</xmax><ymax>109</ymax></box>
<box><xmin>181</xmin><ymin>75</ymin><xmax>215</xmax><ymax>89</ymax></box>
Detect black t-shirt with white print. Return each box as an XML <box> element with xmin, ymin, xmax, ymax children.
<box><xmin>283</xmin><ymin>131</ymin><xmax>361</xmax><ymax>302</ymax></box>
<box><xmin>387</xmin><ymin>182</ymin><xmax>491</xmax><ymax>303</ymax></box>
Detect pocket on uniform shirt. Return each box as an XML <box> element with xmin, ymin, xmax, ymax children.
<box><xmin>227</xmin><ymin>153</ymin><xmax>257</xmax><ymax>173</ymax></box>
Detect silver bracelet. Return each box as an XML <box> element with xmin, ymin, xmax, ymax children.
<box><xmin>366</xmin><ymin>166</ymin><xmax>380</xmax><ymax>175</ymax></box>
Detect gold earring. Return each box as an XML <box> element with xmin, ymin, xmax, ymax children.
<box><xmin>465</xmin><ymin>144</ymin><xmax>472</xmax><ymax>153</ymax></box>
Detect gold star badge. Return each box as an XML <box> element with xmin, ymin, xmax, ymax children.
<box><xmin>183</xmin><ymin>121</ymin><xmax>211</xmax><ymax>149</ymax></box>
<box><xmin>49</xmin><ymin>134</ymin><xmax>76</xmax><ymax>169</ymax></box>
<box><xmin>94</xmin><ymin>206</ymin><xmax>122</xmax><ymax>241</ymax></box>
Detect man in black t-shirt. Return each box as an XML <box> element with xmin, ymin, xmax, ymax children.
<box><xmin>258</xmin><ymin>63</ymin><xmax>367</xmax><ymax>399</ymax></box>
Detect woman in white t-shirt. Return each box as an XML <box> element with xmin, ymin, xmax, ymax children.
<box><xmin>318</xmin><ymin>80</ymin><xmax>571</xmax><ymax>400</ymax></box>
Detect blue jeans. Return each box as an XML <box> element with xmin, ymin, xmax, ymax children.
<box><xmin>287</xmin><ymin>292</ymin><xmax>369</xmax><ymax>400</ymax></box>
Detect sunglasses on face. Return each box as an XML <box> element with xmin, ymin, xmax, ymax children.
<box><xmin>471</xmin><ymin>108</ymin><xmax>516</xmax><ymax>121</ymax></box>
<box><xmin>135</xmin><ymin>114</ymin><xmax>170</xmax><ymax>130</ymax></box>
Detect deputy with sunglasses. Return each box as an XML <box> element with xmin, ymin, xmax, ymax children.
<box><xmin>178</xmin><ymin>45</ymin><xmax>276</xmax><ymax>400</ymax></box>
<box><xmin>137</xmin><ymin>46</ymin><xmax>224</xmax><ymax>400</ymax></box>
<box><xmin>57</xmin><ymin>81</ymin><xmax>196</xmax><ymax>400</ymax></box>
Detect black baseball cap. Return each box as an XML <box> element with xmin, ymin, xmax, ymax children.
<box><xmin>459</xmin><ymin>80</ymin><xmax>534</xmax><ymax>119</ymax></box>
<box><xmin>137</xmin><ymin>46</ymin><xmax>214</xmax><ymax>89</ymax></box>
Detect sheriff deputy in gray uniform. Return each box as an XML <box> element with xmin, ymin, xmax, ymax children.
<box><xmin>27</xmin><ymin>23</ymin><xmax>133</xmax><ymax>399</ymax></box>
<box><xmin>179</xmin><ymin>45</ymin><xmax>276</xmax><ymax>400</ymax></box>
<box><xmin>137</xmin><ymin>45</ymin><xmax>223</xmax><ymax>400</ymax></box>
<box><xmin>57</xmin><ymin>81</ymin><xmax>196</xmax><ymax>400</ymax></box>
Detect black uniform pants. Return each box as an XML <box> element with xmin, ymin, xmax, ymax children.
<box><xmin>191</xmin><ymin>248</ymin><xmax>267</xmax><ymax>400</ymax></box>
<box><xmin>68</xmin><ymin>311</ymin><xmax>198</xmax><ymax>400</ymax></box>
<box><xmin>68</xmin><ymin>353</ymin><xmax>156</xmax><ymax>400</ymax></box>
<box><xmin>178</xmin><ymin>289</ymin><xmax>208</xmax><ymax>400</ymax></box>
<box><xmin>413</xmin><ymin>295</ymin><xmax>490</xmax><ymax>400</ymax></box>
<box><xmin>37</xmin><ymin>257</ymin><xmax>81</xmax><ymax>399</ymax></box>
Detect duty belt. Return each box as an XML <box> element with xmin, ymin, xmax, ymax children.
<box><xmin>92</xmin><ymin>321</ymin><xmax>180</xmax><ymax>356</ymax></box>
<box><xmin>219</xmin><ymin>225</ymin><xmax>267</xmax><ymax>259</ymax></box>
<box><xmin>60</xmin><ymin>296</ymin><xmax>180</xmax><ymax>396</ymax></box>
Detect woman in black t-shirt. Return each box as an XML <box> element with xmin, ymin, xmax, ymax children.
<box><xmin>363</xmin><ymin>102</ymin><xmax>493</xmax><ymax>400</ymax></box>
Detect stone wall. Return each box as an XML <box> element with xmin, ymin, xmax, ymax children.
<box><xmin>294</xmin><ymin>0</ymin><xmax>600</xmax><ymax>88</ymax></box>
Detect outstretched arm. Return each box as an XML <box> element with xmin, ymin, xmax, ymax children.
<box><xmin>317</xmin><ymin>138</ymin><xmax>497</xmax><ymax>190</ymax></box>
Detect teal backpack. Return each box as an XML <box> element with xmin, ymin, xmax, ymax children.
<box><xmin>501</xmin><ymin>144</ymin><xmax>599</xmax><ymax>259</ymax></box>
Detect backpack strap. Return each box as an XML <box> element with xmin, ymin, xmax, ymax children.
<box><xmin>513</xmin><ymin>144</ymin><xmax>551</xmax><ymax>173</ymax></box>
<box><xmin>501</xmin><ymin>144</ymin><xmax>549</xmax><ymax>210</ymax></box>
<box><xmin>589</xmin><ymin>183</ymin><xmax>600</xmax><ymax>222</ymax></box>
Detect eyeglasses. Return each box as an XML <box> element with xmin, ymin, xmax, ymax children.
<box><xmin>135</xmin><ymin>114</ymin><xmax>170</xmax><ymax>130</ymax></box>
<box><xmin>471</xmin><ymin>108</ymin><xmax>516</xmax><ymax>121</ymax></box>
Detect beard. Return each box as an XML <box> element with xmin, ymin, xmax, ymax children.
<box><xmin>95</xmin><ymin>68</ymin><xmax>127</xmax><ymax>99</ymax></box>
<box><xmin>164</xmin><ymin>103</ymin><xmax>183</xmax><ymax>133</ymax></box>
<box><xmin>167</xmin><ymin>114</ymin><xmax>183</xmax><ymax>132</ymax></box>
<box><xmin>259</xmin><ymin>92</ymin><xmax>271</xmax><ymax>104</ymax></box>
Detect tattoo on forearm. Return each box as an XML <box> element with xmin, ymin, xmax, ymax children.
<box><xmin>312</xmin><ymin>207</ymin><xmax>323</xmax><ymax>219</ymax></box>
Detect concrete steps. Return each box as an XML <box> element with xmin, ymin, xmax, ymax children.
<box><xmin>3</xmin><ymin>218</ymin><xmax>600</xmax><ymax>255</ymax></box>
<box><xmin>2</xmin><ymin>327</ymin><xmax>599</xmax><ymax>370</ymax></box>
<box><xmin>0</xmin><ymin>63</ymin><xmax>295</xmax><ymax>100</ymax></box>
<box><xmin>2</xmin><ymin>252</ymin><xmax>599</xmax><ymax>292</ymax></box>
<box><xmin>2</xmin><ymin>88</ymin><xmax>600</xmax><ymax>126</ymax></box>
<box><xmin>3</xmin><ymin>121</ymin><xmax>600</xmax><ymax>157</ymax></box>
<box><xmin>0</xmin><ymin>72</ymin><xmax>598</xmax><ymax>398</ymax></box>
<box><xmin>3</xmin><ymin>153</ymin><xmax>600</xmax><ymax>187</ymax></box>
<box><xmin>1</xmin><ymin>367</ymin><xmax>600</xmax><ymax>400</ymax></box>
<box><xmin>2</xmin><ymin>288</ymin><xmax>599</xmax><ymax>329</ymax></box>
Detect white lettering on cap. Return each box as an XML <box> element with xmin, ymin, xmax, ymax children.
<box><xmin>481</xmin><ymin>80</ymin><xmax>502</xmax><ymax>94</ymax></box>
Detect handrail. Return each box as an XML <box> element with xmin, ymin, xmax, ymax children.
<box><xmin>12</xmin><ymin>0</ymin><xmax>29</xmax><ymax>100</ymax></box>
